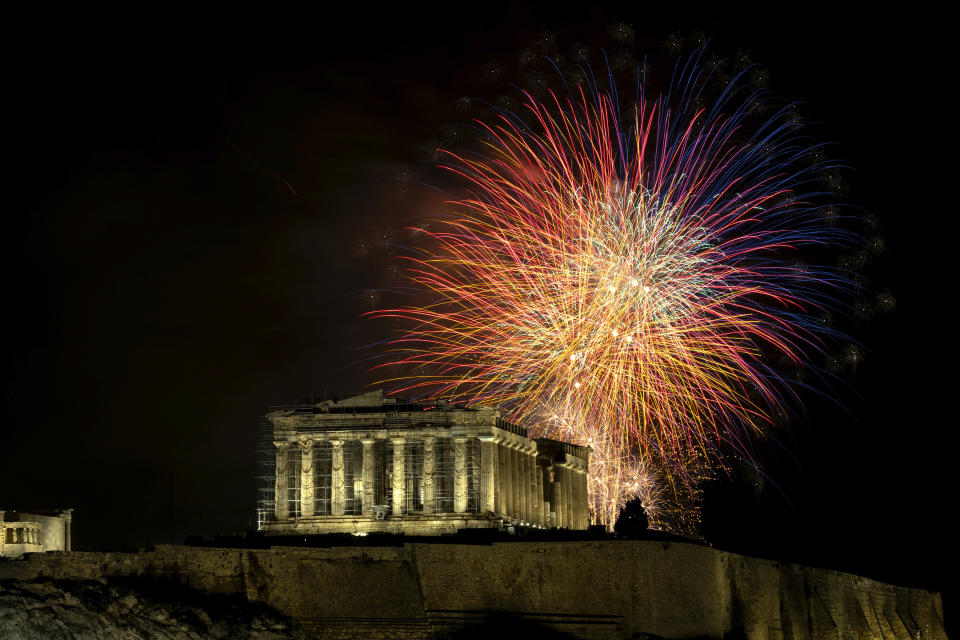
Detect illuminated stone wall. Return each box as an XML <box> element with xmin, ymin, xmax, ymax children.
<box><xmin>0</xmin><ymin>541</ymin><xmax>946</xmax><ymax>639</ymax></box>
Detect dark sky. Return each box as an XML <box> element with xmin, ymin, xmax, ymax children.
<box><xmin>3</xmin><ymin>3</ymin><xmax>953</xmax><ymax>626</ymax></box>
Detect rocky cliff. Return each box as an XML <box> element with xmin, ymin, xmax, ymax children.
<box><xmin>0</xmin><ymin>576</ymin><xmax>310</xmax><ymax>639</ymax></box>
<box><xmin>0</xmin><ymin>540</ymin><xmax>947</xmax><ymax>639</ymax></box>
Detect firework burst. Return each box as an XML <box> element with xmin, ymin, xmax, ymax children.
<box><xmin>371</xmin><ymin>53</ymin><xmax>857</xmax><ymax>529</ymax></box>
<box><xmin>541</xmin><ymin>407</ymin><xmax>665</xmax><ymax>528</ymax></box>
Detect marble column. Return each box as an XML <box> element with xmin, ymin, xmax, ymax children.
<box><xmin>558</xmin><ymin>465</ymin><xmax>567</xmax><ymax>528</ymax></box>
<box><xmin>331</xmin><ymin>440</ymin><xmax>345</xmax><ymax>516</ymax></box>
<box><xmin>580</xmin><ymin>468</ymin><xmax>589</xmax><ymax>528</ymax></box>
<box><xmin>478</xmin><ymin>436</ymin><xmax>496</xmax><ymax>514</ymax></box>
<box><xmin>496</xmin><ymin>442</ymin><xmax>507</xmax><ymax>515</ymax></box>
<box><xmin>513</xmin><ymin>446</ymin><xmax>523</xmax><ymax>521</ymax></box>
<box><xmin>453</xmin><ymin>437</ymin><xmax>468</xmax><ymax>513</ymax></box>
<box><xmin>361</xmin><ymin>439</ymin><xmax>375</xmax><ymax>515</ymax></box>
<box><xmin>299</xmin><ymin>440</ymin><xmax>315</xmax><ymax>517</ymax></box>
<box><xmin>571</xmin><ymin>465</ymin><xmax>581</xmax><ymax>529</ymax></box>
<box><xmin>502</xmin><ymin>443</ymin><xmax>513</xmax><ymax>518</ymax></box>
<box><xmin>572</xmin><ymin>467</ymin><xmax>580</xmax><ymax>529</ymax></box>
<box><xmin>563</xmin><ymin>465</ymin><xmax>574</xmax><ymax>529</ymax></box>
<box><xmin>514</xmin><ymin>447</ymin><xmax>530</xmax><ymax>522</ymax></box>
<box><xmin>535</xmin><ymin>463</ymin><xmax>545</xmax><ymax>525</ymax></box>
<box><xmin>550</xmin><ymin>466</ymin><xmax>562</xmax><ymax>528</ymax></box>
<box><xmin>391</xmin><ymin>438</ymin><xmax>405</xmax><ymax>515</ymax></box>
<box><xmin>528</xmin><ymin>448</ymin><xmax>539</xmax><ymax>524</ymax></box>
<box><xmin>507</xmin><ymin>442</ymin><xmax>520</xmax><ymax>519</ymax></box>
<box><xmin>423</xmin><ymin>437</ymin><xmax>437</xmax><ymax>514</ymax></box>
<box><xmin>274</xmin><ymin>441</ymin><xmax>290</xmax><ymax>520</ymax></box>
<box><xmin>523</xmin><ymin>449</ymin><xmax>539</xmax><ymax>524</ymax></box>
<box><xmin>530</xmin><ymin>449</ymin><xmax>539</xmax><ymax>522</ymax></box>
<box><xmin>573</xmin><ymin>467</ymin><xmax>587</xmax><ymax>529</ymax></box>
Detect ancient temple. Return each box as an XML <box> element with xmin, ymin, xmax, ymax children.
<box><xmin>259</xmin><ymin>390</ymin><xmax>590</xmax><ymax>536</ymax></box>
<box><xmin>0</xmin><ymin>509</ymin><xmax>73</xmax><ymax>558</ymax></box>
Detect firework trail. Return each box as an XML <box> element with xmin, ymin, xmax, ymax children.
<box><xmin>541</xmin><ymin>407</ymin><xmax>664</xmax><ymax>528</ymax></box>
<box><xmin>540</xmin><ymin>401</ymin><xmax>709</xmax><ymax>532</ymax></box>
<box><xmin>371</xmin><ymin>53</ymin><xmax>856</xmax><ymax>529</ymax></box>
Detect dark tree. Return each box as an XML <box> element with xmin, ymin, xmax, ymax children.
<box><xmin>614</xmin><ymin>499</ymin><xmax>649</xmax><ymax>537</ymax></box>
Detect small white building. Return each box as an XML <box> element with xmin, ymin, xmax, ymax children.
<box><xmin>0</xmin><ymin>509</ymin><xmax>73</xmax><ymax>557</ymax></box>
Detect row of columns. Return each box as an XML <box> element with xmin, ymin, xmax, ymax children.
<box><xmin>2</xmin><ymin>525</ymin><xmax>41</xmax><ymax>545</ymax></box>
<box><xmin>480</xmin><ymin>436</ymin><xmax>543</xmax><ymax>525</ymax></box>
<box><xmin>274</xmin><ymin>434</ymin><xmax>589</xmax><ymax>529</ymax></box>
<box><xmin>274</xmin><ymin>439</ymin><xmax>346</xmax><ymax>519</ymax></box>
<box><xmin>550</xmin><ymin>458</ymin><xmax>589</xmax><ymax>530</ymax></box>
<box><xmin>275</xmin><ymin>436</ymin><xmax>471</xmax><ymax>519</ymax></box>
<box><xmin>394</xmin><ymin>436</ymin><xmax>473</xmax><ymax>514</ymax></box>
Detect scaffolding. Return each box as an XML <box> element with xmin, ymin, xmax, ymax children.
<box><xmin>373</xmin><ymin>439</ymin><xmax>390</xmax><ymax>510</ymax></box>
<box><xmin>433</xmin><ymin>438</ymin><xmax>454</xmax><ymax>513</ymax></box>
<box><xmin>465</xmin><ymin>439</ymin><xmax>480</xmax><ymax>513</ymax></box>
<box><xmin>314</xmin><ymin>442</ymin><xmax>333</xmax><ymax>515</ymax></box>
<box><xmin>254</xmin><ymin>417</ymin><xmax>276</xmax><ymax>530</ymax></box>
<box><xmin>342</xmin><ymin>440</ymin><xmax>362</xmax><ymax>515</ymax></box>
<box><xmin>286</xmin><ymin>445</ymin><xmax>301</xmax><ymax>518</ymax></box>
<box><xmin>402</xmin><ymin>439</ymin><xmax>424</xmax><ymax>514</ymax></box>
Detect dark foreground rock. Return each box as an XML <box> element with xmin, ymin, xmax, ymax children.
<box><xmin>0</xmin><ymin>577</ymin><xmax>312</xmax><ymax>639</ymax></box>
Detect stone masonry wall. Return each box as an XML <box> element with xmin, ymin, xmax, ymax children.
<box><xmin>0</xmin><ymin>541</ymin><xmax>946</xmax><ymax>639</ymax></box>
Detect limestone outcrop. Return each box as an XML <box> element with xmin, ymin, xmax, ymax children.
<box><xmin>0</xmin><ymin>577</ymin><xmax>310</xmax><ymax>639</ymax></box>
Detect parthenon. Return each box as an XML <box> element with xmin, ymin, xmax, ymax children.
<box><xmin>259</xmin><ymin>390</ymin><xmax>590</xmax><ymax>536</ymax></box>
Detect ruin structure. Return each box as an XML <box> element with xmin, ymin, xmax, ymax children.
<box><xmin>259</xmin><ymin>390</ymin><xmax>590</xmax><ymax>536</ymax></box>
<box><xmin>0</xmin><ymin>509</ymin><xmax>72</xmax><ymax>558</ymax></box>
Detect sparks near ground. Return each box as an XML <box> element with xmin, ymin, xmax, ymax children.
<box><xmin>371</xmin><ymin>53</ymin><xmax>857</xmax><ymax>529</ymax></box>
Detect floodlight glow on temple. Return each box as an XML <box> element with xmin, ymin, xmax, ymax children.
<box><xmin>258</xmin><ymin>390</ymin><xmax>590</xmax><ymax>536</ymax></box>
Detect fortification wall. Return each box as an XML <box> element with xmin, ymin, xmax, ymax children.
<box><xmin>0</xmin><ymin>541</ymin><xmax>946</xmax><ymax>639</ymax></box>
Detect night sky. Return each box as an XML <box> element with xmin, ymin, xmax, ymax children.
<box><xmin>3</xmin><ymin>4</ymin><xmax>953</xmax><ymax>628</ymax></box>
